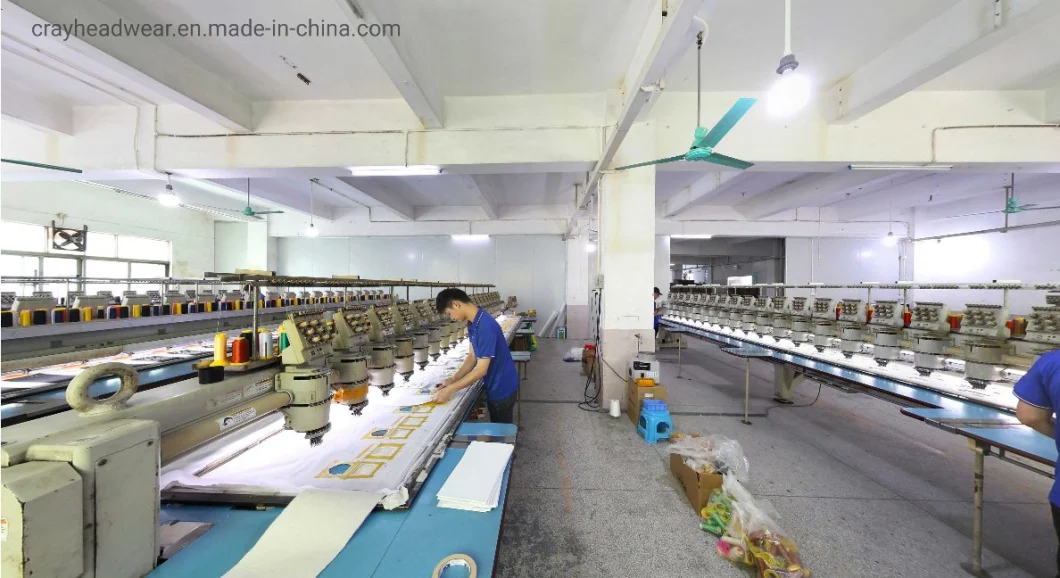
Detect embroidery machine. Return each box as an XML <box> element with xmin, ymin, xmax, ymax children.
<box><xmin>665</xmin><ymin>281</ymin><xmax>1060</xmax><ymax>411</ymax></box>
<box><xmin>0</xmin><ymin>275</ymin><xmax>508</xmax><ymax>578</ymax></box>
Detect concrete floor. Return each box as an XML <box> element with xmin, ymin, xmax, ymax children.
<box><xmin>495</xmin><ymin>337</ymin><xmax>1056</xmax><ymax>578</ymax></box>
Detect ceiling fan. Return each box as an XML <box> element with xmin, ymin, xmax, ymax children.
<box><xmin>237</xmin><ymin>178</ymin><xmax>285</xmax><ymax>218</ymax></box>
<box><xmin>615</xmin><ymin>33</ymin><xmax>756</xmax><ymax>171</ymax></box>
<box><xmin>955</xmin><ymin>174</ymin><xmax>1060</xmax><ymax>217</ymax></box>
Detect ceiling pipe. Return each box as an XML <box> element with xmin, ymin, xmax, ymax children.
<box><xmin>912</xmin><ymin>219</ymin><xmax>1060</xmax><ymax>242</ymax></box>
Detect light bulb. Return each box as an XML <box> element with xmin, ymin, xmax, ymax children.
<box><xmin>766</xmin><ymin>69</ymin><xmax>810</xmax><ymax>117</ymax></box>
<box><xmin>881</xmin><ymin>232</ymin><xmax>898</xmax><ymax>247</ymax></box>
<box><xmin>158</xmin><ymin>192</ymin><xmax>180</xmax><ymax>207</ymax></box>
<box><xmin>305</xmin><ymin>223</ymin><xmax>319</xmax><ymax>237</ymax></box>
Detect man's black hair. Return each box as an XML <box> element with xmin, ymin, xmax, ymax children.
<box><xmin>436</xmin><ymin>288</ymin><xmax>473</xmax><ymax>314</ymax></box>
<box><xmin>653</xmin><ymin>287</ymin><xmax>661</xmax><ymax>295</ymax></box>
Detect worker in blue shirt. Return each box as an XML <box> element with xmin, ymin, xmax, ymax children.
<box><xmin>654</xmin><ymin>287</ymin><xmax>664</xmax><ymax>336</ymax></box>
<box><xmin>1014</xmin><ymin>350</ymin><xmax>1059</xmax><ymax>577</ymax></box>
<box><xmin>431</xmin><ymin>288</ymin><xmax>519</xmax><ymax>423</ymax></box>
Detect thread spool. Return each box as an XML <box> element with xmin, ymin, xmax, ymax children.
<box><xmin>211</xmin><ymin>333</ymin><xmax>231</xmax><ymax>367</ymax></box>
<box><xmin>432</xmin><ymin>554</ymin><xmax>476</xmax><ymax>578</ymax></box>
<box><xmin>172</xmin><ymin>303</ymin><xmax>182</xmax><ymax>315</ymax></box>
<box><xmin>30</xmin><ymin>309</ymin><xmax>47</xmax><ymax>325</ymax></box>
<box><xmin>68</xmin><ymin>308</ymin><xmax>82</xmax><ymax>323</ymax></box>
<box><xmin>82</xmin><ymin>307</ymin><xmax>94</xmax><ymax>321</ymax></box>
<box><xmin>19</xmin><ymin>310</ymin><xmax>32</xmax><ymax>326</ymax></box>
<box><xmin>120</xmin><ymin>305</ymin><xmax>130</xmax><ymax>318</ymax></box>
<box><xmin>131</xmin><ymin>304</ymin><xmax>141</xmax><ymax>318</ymax></box>
<box><xmin>258</xmin><ymin>329</ymin><xmax>274</xmax><ymax>359</ymax></box>
<box><xmin>231</xmin><ymin>337</ymin><xmax>251</xmax><ymax>364</ymax></box>
<box><xmin>107</xmin><ymin>305</ymin><xmax>119</xmax><ymax>320</ymax></box>
<box><xmin>2</xmin><ymin>310</ymin><xmax>13</xmax><ymax>327</ymax></box>
<box><xmin>140</xmin><ymin>305</ymin><xmax>152</xmax><ymax>317</ymax></box>
<box><xmin>95</xmin><ymin>306</ymin><xmax>105</xmax><ymax>319</ymax></box>
<box><xmin>161</xmin><ymin>304</ymin><xmax>171</xmax><ymax>315</ymax></box>
<box><xmin>188</xmin><ymin>303</ymin><xmax>198</xmax><ymax>314</ymax></box>
<box><xmin>52</xmin><ymin>308</ymin><xmax>68</xmax><ymax>323</ymax></box>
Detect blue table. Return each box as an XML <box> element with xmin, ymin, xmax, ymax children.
<box><xmin>150</xmin><ymin>422</ymin><xmax>517</xmax><ymax>578</ymax></box>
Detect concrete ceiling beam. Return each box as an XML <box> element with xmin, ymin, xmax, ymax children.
<box><xmin>334</xmin><ymin>0</ymin><xmax>444</xmax><ymax>128</ymax></box>
<box><xmin>3</xmin><ymin>0</ymin><xmax>253</xmax><ymax>132</ymax></box>
<box><xmin>827</xmin><ymin>0</ymin><xmax>1060</xmax><ymax>123</ymax></box>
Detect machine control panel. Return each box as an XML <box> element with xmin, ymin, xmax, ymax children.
<box><xmin>393</xmin><ymin>301</ymin><xmax>415</xmax><ymax>334</ymax></box>
<box><xmin>959</xmin><ymin>304</ymin><xmax>1010</xmax><ymax>339</ymax></box>
<box><xmin>811</xmin><ymin>298</ymin><xmax>835</xmax><ymax>320</ymax></box>
<box><xmin>838</xmin><ymin>299</ymin><xmax>865</xmax><ymax>323</ymax></box>
<box><xmin>282</xmin><ymin>310</ymin><xmax>337</xmax><ymax>365</ymax></box>
<box><xmin>768</xmin><ymin>296</ymin><xmax>790</xmax><ymax>313</ymax></box>
<box><xmin>870</xmin><ymin>300</ymin><xmax>904</xmax><ymax>328</ymax></box>
<box><xmin>368</xmin><ymin>305</ymin><xmax>397</xmax><ymax>341</ymax></box>
<box><xmin>908</xmin><ymin>302</ymin><xmax>949</xmax><ymax>333</ymax></box>
<box><xmin>332</xmin><ymin>306</ymin><xmax>371</xmax><ymax>350</ymax></box>
<box><xmin>1026</xmin><ymin>304</ymin><xmax>1060</xmax><ymax>344</ymax></box>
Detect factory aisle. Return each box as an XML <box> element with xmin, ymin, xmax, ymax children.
<box><xmin>496</xmin><ymin>338</ymin><xmax>1055</xmax><ymax>578</ymax></box>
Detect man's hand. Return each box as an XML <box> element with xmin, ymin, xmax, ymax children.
<box><xmin>431</xmin><ymin>387</ymin><xmax>453</xmax><ymax>404</ymax></box>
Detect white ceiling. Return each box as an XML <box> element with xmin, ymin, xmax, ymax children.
<box><xmin>95</xmin><ymin>0</ymin><xmax>402</xmax><ymax>100</ymax></box>
<box><xmin>0</xmin><ymin>48</ymin><xmax>130</xmax><ymax>106</ymax></box>
<box><xmin>920</xmin><ymin>12</ymin><xmax>1060</xmax><ymax>90</ymax></box>
<box><xmin>654</xmin><ymin>0</ymin><xmax>964</xmax><ymax>91</ymax></box>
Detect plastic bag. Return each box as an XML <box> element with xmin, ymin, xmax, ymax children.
<box><xmin>562</xmin><ymin>347</ymin><xmax>582</xmax><ymax>362</ymax></box>
<box><xmin>726</xmin><ymin>495</ymin><xmax>811</xmax><ymax>577</ymax></box>
<box><xmin>667</xmin><ymin>435</ymin><xmax>750</xmax><ymax>482</ymax></box>
<box><xmin>700</xmin><ymin>489</ymin><xmax>733</xmax><ymax>535</ymax></box>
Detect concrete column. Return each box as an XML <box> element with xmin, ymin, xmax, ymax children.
<box><xmin>565</xmin><ymin>236</ymin><xmax>592</xmax><ymax>340</ymax></box>
<box><xmin>599</xmin><ymin>122</ymin><xmax>655</xmax><ymax>409</ymax></box>
<box><xmin>654</xmin><ymin>235</ymin><xmax>671</xmax><ymax>301</ymax></box>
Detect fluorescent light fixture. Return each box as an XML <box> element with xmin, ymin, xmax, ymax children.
<box><xmin>671</xmin><ymin>234</ymin><xmax>714</xmax><ymax>239</ymax></box>
<box><xmin>586</xmin><ymin>243</ymin><xmax>596</xmax><ymax>253</ymax></box>
<box><xmin>304</xmin><ymin>223</ymin><xmax>320</xmax><ymax>237</ymax></box>
<box><xmin>451</xmin><ymin>234</ymin><xmax>490</xmax><ymax>242</ymax></box>
<box><xmin>349</xmin><ymin>165</ymin><xmax>442</xmax><ymax>177</ymax></box>
<box><xmin>859</xmin><ymin>250</ymin><xmax>873</xmax><ymax>258</ymax></box>
<box><xmin>881</xmin><ymin>232</ymin><xmax>898</xmax><ymax>247</ymax></box>
<box><xmin>158</xmin><ymin>191</ymin><xmax>180</xmax><ymax>207</ymax></box>
<box><xmin>848</xmin><ymin>164</ymin><xmax>953</xmax><ymax>171</ymax></box>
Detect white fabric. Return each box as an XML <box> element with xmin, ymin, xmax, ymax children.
<box><xmin>436</xmin><ymin>441</ymin><xmax>513</xmax><ymax>512</ymax></box>
<box><xmin>222</xmin><ymin>489</ymin><xmax>381</xmax><ymax>578</ymax></box>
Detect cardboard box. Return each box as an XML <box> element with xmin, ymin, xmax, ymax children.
<box><xmin>670</xmin><ymin>453</ymin><xmax>724</xmax><ymax>512</ymax></box>
<box><xmin>626</xmin><ymin>378</ymin><xmax>666</xmax><ymax>425</ymax></box>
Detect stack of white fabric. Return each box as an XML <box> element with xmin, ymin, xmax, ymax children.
<box><xmin>436</xmin><ymin>441</ymin><xmax>514</xmax><ymax>512</ymax></box>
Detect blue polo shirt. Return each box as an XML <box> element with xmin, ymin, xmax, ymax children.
<box><xmin>1013</xmin><ymin>350</ymin><xmax>1060</xmax><ymax>506</ymax></box>
<box><xmin>467</xmin><ymin>308</ymin><xmax>519</xmax><ymax>402</ymax></box>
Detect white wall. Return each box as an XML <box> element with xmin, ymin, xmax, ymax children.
<box><xmin>785</xmin><ymin>237</ymin><xmax>902</xmax><ymax>300</ymax></box>
<box><xmin>1</xmin><ymin>180</ymin><xmax>214</xmax><ymax>277</ymax></box>
<box><xmin>275</xmin><ymin>235</ymin><xmax>566</xmax><ymax>320</ymax></box>
<box><xmin>214</xmin><ymin>223</ymin><xmax>248</xmax><ymax>273</ymax></box>
<box><xmin>912</xmin><ymin>211</ymin><xmax>1060</xmax><ymax>315</ymax></box>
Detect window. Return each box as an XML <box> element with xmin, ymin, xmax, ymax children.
<box><xmin>119</xmin><ymin>236</ymin><xmax>170</xmax><ymax>261</ymax></box>
<box><xmin>1</xmin><ymin>222</ymin><xmax>47</xmax><ymax>253</ymax></box>
<box><xmin>0</xmin><ymin>221</ymin><xmax>171</xmax><ymax>300</ymax></box>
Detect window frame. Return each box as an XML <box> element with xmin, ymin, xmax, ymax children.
<box><xmin>0</xmin><ymin>222</ymin><xmax>172</xmax><ymax>301</ymax></box>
